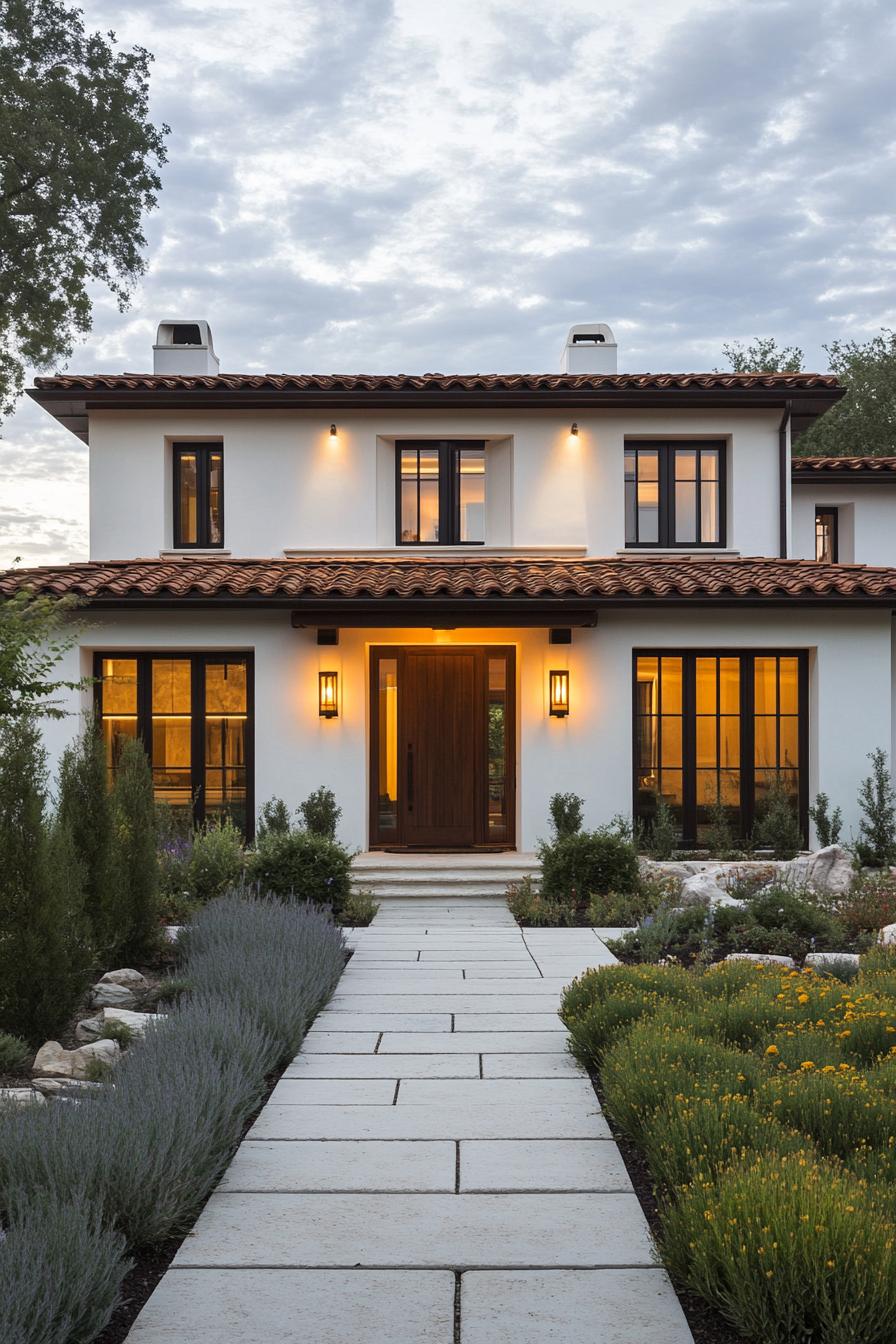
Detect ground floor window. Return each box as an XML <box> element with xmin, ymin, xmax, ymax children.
<box><xmin>95</xmin><ymin>652</ymin><xmax>253</xmax><ymax>834</ymax></box>
<box><xmin>633</xmin><ymin>650</ymin><xmax>807</xmax><ymax>846</ymax></box>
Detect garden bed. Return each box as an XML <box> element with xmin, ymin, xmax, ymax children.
<box><xmin>561</xmin><ymin>952</ymin><xmax>896</xmax><ymax>1344</ymax></box>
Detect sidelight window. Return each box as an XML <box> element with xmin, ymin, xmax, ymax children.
<box><xmin>625</xmin><ymin>442</ymin><xmax>725</xmax><ymax>547</ymax></box>
<box><xmin>634</xmin><ymin>651</ymin><xmax>806</xmax><ymax>846</ymax></box>
<box><xmin>815</xmin><ymin>507</ymin><xmax>838</xmax><ymax>562</ymax></box>
<box><xmin>397</xmin><ymin>442</ymin><xmax>485</xmax><ymax>544</ymax></box>
<box><xmin>173</xmin><ymin>443</ymin><xmax>223</xmax><ymax>548</ymax></box>
<box><xmin>96</xmin><ymin>652</ymin><xmax>251</xmax><ymax>834</ymax></box>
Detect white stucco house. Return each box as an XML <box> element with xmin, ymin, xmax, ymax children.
<box><xmin>4</xmin><ymin>319</ymin><xmax>896</xmax><ymax>856</ymax></box>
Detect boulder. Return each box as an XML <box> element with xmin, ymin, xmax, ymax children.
<box><xmin>725</xmin><ymin>952</ymin><xmax>796</xmax><ymax>968</ymax></box>
<box><xmin>0</xmin><ymin>1088</ymin><xmax>44</xmax><ymax>1106</ymax></box>
<box><xmin>680</xmin><ymin>870</ymin><xmax>734</xmax><ymax>906</ymax></box>
<box><xmin>98</xmin><ymin>968</ymin><xmax>148</xmax><ymax>990</ymax></box>
<box><xmin>804</xmin><ymin>951</ymin><xmax>860</xmax><ymax>971</ymax></box>
<box><xmin>70</xmin><ymin>1039</ymin><xmax>119</xmax><ymax>1080</ymax></box>
<box><xmin>163</xmin><ymin>925</ymin><xmax>184</xmax><ymax>943</ymax></box>
<box><xmin>32</xmin><ymin>1078</ymin><xmax>100</xmax><ymax>1097</ymax></box>
<box><xmin>75</xmin><ymin>1013</ymin><xmax>105</xmax><ymax>1043</ymax></box>
<box><xmin>91</xmin><ymin>982</ymin><xmax>137</xmax><ymax>1009</ymax></box>
<box><xmin>32</xmin><ymin>1041</ymin><xmax>74</xmax><ymax>1078</ymax></box>
<box><xmin>802</xmin><ymin>846</ymin><xmax>854</xmax><ymax>896</ymax></box>
<box><xmin>103</xmin><ymin>1007</ymin><xmax>164</xmax><ymax>1035</ymax></box>
<box><xmin>879</xmin><ymin>923</ymin><xmax>896</xmax><ymax>946</ymax></box>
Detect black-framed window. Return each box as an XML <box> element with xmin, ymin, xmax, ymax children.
<box><xmin>633</xmin><ymin>650</ymin><xmax>807</xmax><ymax>847</ymax></box>
<box><xmin>397</xmin><ymin>441</ymin><xmax>485</xmax><ymax>544</ymax></box>
<box><xmin>95</xmin><ymin>652</ymin><xmax>253</xmax><ymax>836</ymax></box>
<box><xmin>625</xmin><ymin>441</ymin><xmax>725</xmax><ymax>547</ymax></box>
<box><xmin>173</xmin><ymin>443</ymin><xmax>224</xmax><ymax>548</ymax></box>
<box><xmin>815</xmin><ymin>507</ymin><xmax>838</xmax><ymax>562</ymax></box>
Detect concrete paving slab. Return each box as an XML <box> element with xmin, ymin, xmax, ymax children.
<box><xmin>397</xmin><ymin>1079</ymin><xmax>594</xmax><ymax>1106</ymax></box>
<box><xmin>482</xmin><ymin>1053</ymin><xmax>583</xmax><ymax>1078</ymax></box>
<box><xmin>125</xmin><ymin>1269</ymin><xmax>455</xmax><ymax>1343</ymax></box>
<box><xmin>380</xmin><ymin>1032</ymin><xmax>566</xmax><ymax>1053</ymax></box>
<box><xmin>267</xmin><ymin>1079</ymin><xmax>397</xmax><ymax>1105</ymax></box>
<box><xmin>248</xmin><ymin>1104</ymin><xmax>610</xmax><ymax>1141</ymax></box>
<box><xmin>453</xmin><ymin>1013</ymin><xmax>563</xmax><ymax>1032</ymax></box>
<box><xmin>309</xmin><ymin>1013</ymin><xmax>453</xmax><ymax>1032</ymax></box>
<box><xmin>297</xmin><ymin>1033</ymin><xmax>379</xmax><ymax>1054</ymax></box>
<box><xmin>459</xmin><ymin>1140</ymin><xmax>632</xmax><ymax>1193</ymax></box>
<box><xmin>461</xmin><ymin>1270</ymin><xmax>693</xmax><ymax>1343</ymax></box>
<box><xmin>219</xmin><ymin>1141</ymin><xmax>456</xmax><ymax>1192</ymax></box>
<box><xmin>329</xmin><ymin>994</ymin><xmax>564</xmax><ymax>1013</ymax></box>
<box><xmin>285</xmin><ymin>1054</ymin><xmax>481</xmax><ymax>1078</ymax></box>
<box><xmin>173</xmin><ymin>1193</ymin><xmax>653</xmax><ymax>1268</ymax></box>
<box><xmin>460</xmin><ymin>966</ymin><xmax>542</xmax><ymax>978</ymax></box>
<box><xmin>417</xmin><ymin>951</ymin><xmax>534</xmax><ymax>962</ymax></box>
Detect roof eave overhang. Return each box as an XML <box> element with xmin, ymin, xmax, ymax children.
<box><xmin>792</xmin><ymin>472</ymin><xmax>896</xmax><ymax>484</ymax></box>
<box><xmin>26</xmin><ymin>384</ymin><xmax>846</xmax><ymax>445</ymax></box>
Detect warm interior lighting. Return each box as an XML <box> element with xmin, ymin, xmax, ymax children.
<box><xmin>567</xmin><ymin>421</ymin><xmax>580</xmax><ymax>448</ymax></box>
<box><xmin>328</xmin><ymin>423</ymin><xmax>339</xmax><ymax>448</ymax></box>
<box><xmin>319</xmin><ymin>670</ymin><xmax>338</xmax><ymax>718</ymax></box>
<box><xmin>549</xmin><ymin>669</ymin><xmax>570</xmax><ymax>717</ymax></box>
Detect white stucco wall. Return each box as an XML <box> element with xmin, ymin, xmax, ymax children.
<box><xmin>42</xmin><ymin>606</ymin><xmax>893</xmax><ymax>853</ymax></box>
<box><xmin>792</xmin><ymin>483</ymin><xmax>896</xmax><ymax>566</ymax></box>
<box><xmin>88</xmin><ymin>406</ymin><xmax>784</xmax><ymax>561</ymax></box>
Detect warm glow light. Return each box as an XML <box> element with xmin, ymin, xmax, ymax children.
<box><xmin>568</xmin><ymin>421</ymin><xmax>579</xmax><ymax>447</ymax></box>
<box><xmin>319</xmin><ymin>670</ymin><xmax>338</xmax><ymax>718</ymax></box>
<box><xmin>549</xmin><ymin>669</ymin><xmax>570</xmax><ymax>717</ymax></box>
<box><xmin>328</xmin><ymin>422</ymin><xmax>339</xmax><ymax>448</ymax></box>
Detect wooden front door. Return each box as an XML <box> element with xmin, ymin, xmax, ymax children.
<box><xmin>370</xmin><ymin>646</ymin><xmax>515</xmax><ymax>849</ymax></box>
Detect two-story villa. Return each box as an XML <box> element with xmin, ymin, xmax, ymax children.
<box><xmin>5</xmin><ymin>319</ymin><xmax>896</xmax><ymax>854</ymax></box>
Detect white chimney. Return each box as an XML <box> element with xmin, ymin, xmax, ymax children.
<box><xmin>153</xmin><ymin>320</ymin><xmax>220</xmax><ymax>375</ymax></box>
<box><xmin>561</xmin><ymin>322</ymin><xmax>617</xmax><ymax>374</ymax></box>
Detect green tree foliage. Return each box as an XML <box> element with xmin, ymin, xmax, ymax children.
<box><xmin>0</xmin><ymin>716</ymin><xmax>92</xmax><ymax>1042</ymax></box>
<box><xmin>721</xmin><ymin>337</ymin><xmax>805</xmax><ymax>374</ymax></box>
<box><xmin>56</xmin><ymin>716</ymin><xmax>116</xmax><ymax>953</ymax></box>
<box><xmin>0</xmin><ymin>0</ymin><xmax>168</xmax><ymax>415</ymax></box>
<box><xmin>0</xmin><ymin>588</ymin><xmax>84</xmax><ymax>719</ymax></box>
<box><xmin>796</xmin><ymin>330</ymin><xmax>896</xmax><ymax>458</ymax></box>
<box><xmin>856</xmin><ymin>748</ymin><xmax>896</xmax><ymax>869</ymax></box>
<box><xmin>110</xmin><ymin>736</ymin><xmax>160</xmax><ymax>961</ymax></box>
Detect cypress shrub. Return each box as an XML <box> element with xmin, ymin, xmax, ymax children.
<box><xmin>110</xmin><ymin>736</ymin><xmax>160</xmax><ymax>961</ymax></box>
<box><xmin>56</xmin><ymin>717</ymin><xmax>116</xmax><ymax>955</ymax></box>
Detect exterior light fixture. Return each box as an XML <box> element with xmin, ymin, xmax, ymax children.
<box><xmin>549</xmin><ymin>669</ymin><xmax>570</xmax><ymax>717</ymax></box>
<box><xmin>319</xmin><ymin>670</ymin><xmax>338</xmax><ymax>718</ymax></box>
<box><xmin>570</xmin><ymin>422</ymin><xmax>579</xmax><ymax>437</ymax></box>
<box><xmin>328</xmin><ymin>422</ymin><xmax>339</xmax><ymax>447</ymax></box>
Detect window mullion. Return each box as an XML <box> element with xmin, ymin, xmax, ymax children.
<box><xmin>192</xmin><ymin>656</ymin><xmax>205</xmax><ymax>828</ymax></box>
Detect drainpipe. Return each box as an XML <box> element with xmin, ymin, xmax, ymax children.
<box><xmin>778</xmin><ymin>400</ymin><xmax>792</xmax><ymax>559</ymax></box>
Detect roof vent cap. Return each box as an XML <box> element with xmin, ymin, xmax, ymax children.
<box><xmin>561</xmin><ymin>322</ymin><xmax>617</xmax><ymax>374</ymax></box>
<box><xmin>153</xmin><ymin>319</ymin><xmax>219</xmax><ymax>375</ymax></box>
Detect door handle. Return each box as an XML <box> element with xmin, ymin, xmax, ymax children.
<box><xmin>407</xmin><ymin>743</ymin><xmax>414</xmax><ymax>812</ymax></box>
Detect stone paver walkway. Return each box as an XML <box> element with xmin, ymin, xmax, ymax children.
<box><xmin>127</xmin><ymin>900</ymin><xmax>694</xmax><ymax>1343</ymax></box>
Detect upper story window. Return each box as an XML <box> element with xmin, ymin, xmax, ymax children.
<box><xmin>625</xmin><ymin>441</ymin><xmax>725</xmax><ymax>548</ymax></box>
<box><xmin>173</xmin><ymin>443</ymin><xmax>223</xmax><ymax>548</ymax></box>
<box><xmin>815</xmin><ymin>507</ymin><xmax>838</xmax><ymax>562</ymax></box>
<box><xmin>397</xmin><ymin>441</ymin><xmax>485</xmax><ymax>545</ymax></box>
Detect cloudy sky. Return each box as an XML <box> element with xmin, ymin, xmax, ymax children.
<box><xmin>3</xmin><ymin>0</ymin><xmax>894</xmax><ymax>566</ymax></box>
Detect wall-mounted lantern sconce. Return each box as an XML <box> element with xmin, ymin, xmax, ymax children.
<box><xmin>569</xmin><ymin>422</ymin><xmax>579</xmax><ymax>437</ymax></box>
<box><xmin>328</xmin><ymin>422</ymin><xmax>339</xmax><ymax>448</ymax></box>
<box><xmin>549</xmin><ymin>669</ymin><xmax>570</xmax><ymax>717</ymax></box>
<box><xmin>319</xmin><ymin>670</ymin><xmax>339</xmax><ymax>718</ymax></box>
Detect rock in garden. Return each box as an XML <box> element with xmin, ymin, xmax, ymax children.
<box><xmin>804</xmin><ymin>951</ymin><xmax>860</xmax><ymax>971</ymax></box>
<box><xmin>802</xmin><ymin>845</ymin><xmax>854</xmax><ymax>896</ymax></box>
<box><xmin>681</xmin><ymin>870</ymin><xmax>729</xmax><ymax>905</ymax></box>
<box><xmin>0</xmin><ymin>1088</ymin><xmax>45</xmax><ymax>1106</ymax></box>
<box><xmin>163</xmin><ymin>925</ymin><xmax>184</xmax><ymax>942</ymax></box>
<box><xmin>91</xmin><ymin>982</ymin><xmax>137</xmax><ymax>1008</ymax></box>
<box><xmin>98</xmin><ymin>968</ymin><xmax>148</xmax><ymax>990</ymax></box>
<box><xmin>75</xmin><ymin>1013</ymin><xmax>105</xmax><ymax>1042</ymax></box>
<box><xmin>725</xmin><ymin>952</ymin><xmax>796</xmax><ymax>968</ymax></box>
<box><xmin>103</xmin><ymin>1007</ymin><xmax>164</xmax><ymax>1035</ymax></box>
<box><xmin>879</xmin><ymin>923</ymin><xmax>896</xmax><ymax>946</ymax></box>
<box><xmin>32</xmin><ymin>1078</ymin><xmax>100</xmax><ymax>1097</ymax></box>
<box><xmin>70</xmin><ymin>1039</ymin><xmax>120</xmax><ymax>1079</ymax></box>
<box><xmin>32</xmin><ymin>1041</ymin><xmax>74</xmax><ymax>1078</ymax></box>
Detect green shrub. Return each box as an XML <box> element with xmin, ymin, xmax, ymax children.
<box><xmin>341</xmin><ymin>888</ymin><xmax>379</xmax><ymax>926</ymax></box>
<box><xmin>298</xmin><ymin>786</ymin><xmax>341</xmax><ymax>840</ymax></box>
<box><xmin>0</xmin><ymin>716</ymin><xmax>93</xmax><ymax>1043</ymax></box>
<box><xmin>257</xmin><ymin>796</ymin><xmax>291</xmax><ymax>838</ymax></box>
<box><xmin>809</xmin><ymin>791</ymin><xmax>843</xmax><ymax>848</ymax></box>
<box><xmin>606</xmin><ymin>902</ymin><xmax>710</xmax><ymax>965</ymax></box>
<box><xmin>661</xmin><ymin>1151</ymin><xmax>896</xmax><ymax>1344</ymax></box>
<box><xmin>643</xmin><ymin>795</ymin><xmax>677</xmax><ymax>859</ymax></box>
<box><xmin>56</xmin><ymin>717</ymin><xmax>116</xmax><ymax>956</ymax></box>
<box><xmin>99</xmin><ymin>1019</ymin><xmax>135</xmax><ymax>1048</ymax></box>
<box><xmin>0</xmin><ymin>1032</ymin><xmax>30</xmax><ymax>1075</ymax></box>
<box><xmin>187</xmin><ymin>819</ymin><xmax>245</xmax><ymax>903</ymax></box>
<box><xmin>507</xmin><ymin>876</ymin><xmax>564</xmax><ymax>926</ymax></box>
<box><xmin>561</xmin><ymin>964</ymin><xmax>698</xmax><ymax>1069</ymax></box>
<box><xmin>548</xmin><ymin>792</ymin><xmax>583</xmax><ymax>840</ymax></box>
<box><xmin>757</xmin><ymin>1067</ymin><xmax>896</xmax><ymax>1159</ymax></box>
<box><xmin>643</xmin><ymin>1091</ymin><xmax>805</xmax><ymax>1191</ymax></box>
<box><xmin>539</xmin><ymin>828</ymin><xmax>639</xmax><ymax>907</ymax></box>
<box><xmin>248</xmin><ymin>828</ymin><xmax>352</xmax><ymax>915</ymax></box>
<box><xmin>835</xmin><ymin>873</ymin><xmax>896</xmax><ymax>942</ymax></box>
<box><xmin>856</xmin><ymin>748</ymin><xmax>896</xmax><ymax>868</ymax></box>
<box><xmin>754</xmin><ymin>777</ymin><xmax>803</xmax><ymax>858</ymax></box>
<box><xmin>709</xmin><ymin>886</ymin><xmax>847</xmax><ymax>961</ymax></box>
<box><xmin>705</xmin><ymin>797</ymin><xmax>737</xmax><ymax>859</ymax></box>
<box><xmin>110</xmin><ymin>737</ymin><xmax>160</xmax><ymax>962</ymax></box>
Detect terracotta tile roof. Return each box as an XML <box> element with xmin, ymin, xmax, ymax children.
<box><xmin>3</xmin><ymin>555</ymin><xmax>896</xmax><ymax>606</ymax></box>
<box><xmin>33</xmin><ymin>371</ymin><xmax>840</xmax><ymax>393</ymax></box>
<box><xmin>792</xmin><ymin>456</ymin><xmax>896</xmax><ymax>477</ymax></box>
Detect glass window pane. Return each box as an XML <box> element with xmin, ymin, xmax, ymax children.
<box><xmin>695</xmin><ymin>658</ymin><xmax>717</xmax><ymax>714</ymax></box>
<box><xmin>638</xmin><ymin>450</ymin><xmax>659</xmax><ymax>481</ymax></box>
<box><xmin>419</xmin><ymin>478</ymin><xmax>439</xmax><ymax>542</ymax></box>
<box><xmin>720</xmin><ymin>716</ymin><xmax>740</xmax><ymax>767</ymax></box>
<box><xmin>458</xmin><ymin>449</ymin><xmax>485</xmax><ymax>543</ymax></box>
<box><xmin>700</xmin><ymin>449</ymin><xmax>719</xmax><ymax>481</ymax></box>
<box><xmin>152</xmin><ymin>660</ymin><xmax>191</xmax><ymax>715</ymax></box>
<box><xmin>101</xmin><ymin>658</ymin><xmax>137</xmax><ymax>715</ymax></box>
<box><xmin>674</xmin><ymin>449</ymin><xmax>697</xmax><ymax>481</ymax></box>
<box><xmin>178</xmin><ymin>453</ymin><xmax>198</xmax><ymax>544</ymax></box>
<box><xmin>719</xmin><ymin>658</ymin><xmax>740</xmax><ymax>714</ymax></box>
<box><xmin>661</xmin><ymin>716</ymin><xmax>682</xmax><ymax>768</ymax></box>
<box><xmin>377</xmin><ymin>658</ymin><xmax>398</xmax><ymax>833</ymax></box>
<box><xmin>659</xmin><ymin>769</ymin><xmax>684</xmax><ymax>809</ymax></box>
<box><xmin>624</xmin><ymin>450</ymin><xmax>636</xmax><ymax>481</ymax></box>
<box><xmin>754</xmin><ymin>716</ymin><xmax>776</xmax><ymax>768</ymax></box>
<box><xmin>674</xmin><ymin>480</ymin><xmax>697</xmax><ymax>542</ymax></box>
<box><xmin>205</xmin><ymin>661</ymin><xmax>247</xmax><ymax>715</ymax></box>
<box><xmin>780</xmin><ymin>716</ymin><xmax>799</xmax><ymax>769</ymax></box>
<box><xmin>700</xmin><ymin>480</ymin><xmax>719</xmax><ymax>543</ymax></box>
<box><xmin>779</xmin><ymin>658</ymin><xmax>799</xmax><ymax>715</ymax></box>
<box><xmin>625</xmin><ymin>479</ymin><xmax>637</xmax><ymax>543</ymax></box>
<box><xmin>400</xmin><ymin>478</ymin><xmax>418</xmax><ymax>542</ymax></box>
<box><xmin>661</xmin><ymin>658</ymin><xmax>683</xmax><ymax>714</ymax></box>
<box><xmin>754</xmin><ymin>657</ymin><xmax>777</xmax><ymax>714</ymax></box>
<box><xmin>208</xmin><ymin>452</ymin><xmax>223</xmax><ymax>545</ymax></box>
<box><xmin>696</xmin><ymin>716</ymin><xmax>717</xmax><ymax>768</ymax></box>
<box><xmin>637</xmin><ymin>478</ymin><xmax>659</xmax><ymax>543</ymax></box>
<box><xmin>487</xmin><ymin>656</ymin><xmax>508</xmax><ymax>835</ymax></box>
